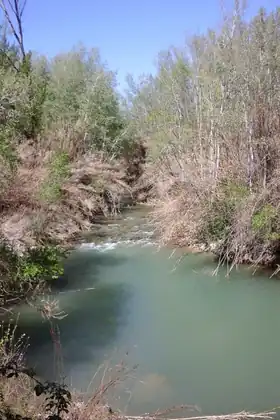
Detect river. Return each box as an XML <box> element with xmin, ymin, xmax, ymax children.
<box><xmin>13</xmin><ymin>206</ymin><xmax>280</xmax><ymax>417</ymax></box>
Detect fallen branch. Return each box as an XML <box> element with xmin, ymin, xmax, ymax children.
<box><xmin>125</xmin><ymin>410</ymin><xmax>276</xmax><ymax>420</ymax></box>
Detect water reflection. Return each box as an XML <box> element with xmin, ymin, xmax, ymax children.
<box><xmin>15</xmin><ymin>249</ymin><xmax>132</xmax><ymax>381</ymax></box>
<box><xmin>11</xmin><ymin>207</ymin><xmax>280</xmax><ymax>416</ymax></box>
<box><xmin>56</xmin><ymin>249</ymin><xmax>128</xmax><ymax>290</ymax></box>
<box><xmin>60</xmin><ymin>283</ymin><xmax>131</xmax><ymax>365</ymax></box>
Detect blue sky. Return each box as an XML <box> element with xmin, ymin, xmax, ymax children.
<box><xmin>16</xmin><ymin>0</ymin><xmax>280</xmax><ymax>88</ymax></box>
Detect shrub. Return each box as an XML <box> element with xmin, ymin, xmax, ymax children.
<box><xmin>39</xmin><ymin>151</ymin><xmax>70</xmax><ymax>203</ymax></box>
<box><xmin>42</xmin><ymin>46</ymin><xmax>129</xmax><ymax>157</ymax></box>
<box><xmin>0</xmin><ymin>241</ymin><xmax>65</xmax><ymax>306</ymax></box>
<box><xmin>0</xmin><ymin>44</ymin><xmax>132</xmax><ymax>164</ymax></box>
<box><xmin>0</xmin><ymin>327</ymin><xmax>71</xmax><ymax>420</ymax></box>
<box><xmin>199</xmin><ymin>181</ymin><xmax>249</xmax><ymax>243</ymax></box>
<box><xmin>18</xmin><ymin>245</ymin><xmax>65</xmax><ymax>283</ymax></box>
<box><xmin>201</xmin><ymin>200</ymin><xmax>233</xmax><ymax>242</ymax></box>
<box><xmin>251</xmin><ymin>204</ymin><xmax>280</xmax><ymax>241</ymax></box>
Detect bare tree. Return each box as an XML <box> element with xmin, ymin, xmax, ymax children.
<box><xmin>0</xmin><ymin>0</ymin><xmax>26</xmax><ymax>60</ymax></box>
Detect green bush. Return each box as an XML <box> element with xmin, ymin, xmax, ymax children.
<box><xmin>16</xmin><ymin>69</ymin><xmax>49</xmax><ymax>139</ymax></box>
<box><xmin>42</xmin><ymin>46</ymin><xmax>129</xmax><ymax>156</ymax></box>
<box><xmin>18</xmin><ymin>245</ymin><xmax>65</xmax><ymax>283</ymax></box>
<box><xmin>39</xmin><ymin>151</ymin><xmax>70</xmax><ymax>203</ymax></box>
<box><xmin>0</xmin><ymin>65</ymin><xmax>46</xmax><ymax>139</ymax></box>
<box><xmin>0</xmin><ymin>241</ymin><xmax>65</xmax><ymax>304</ymax></box>
<box><xmin>220</xmin><ymin>180</ymin><xmax>249</xmax><ymax>200</ymax></box>
<box><xmin>199</xmin><ymin>180</ymin><xmax>249</xmax><ymax>243</ymax></box>
<box><xmin>200</xmin><ymin>199</ymin><xmax>234</xmax><ymax>242</ymax></box>
<box><xmin>252</xmin><ymin>204</ymin><xmax>280</xmax><ymax>241</ymax></box>
<box><xmin>0</xmin><ymin>45</ymin><xmax>132</xmax><ymax>163</ymax></box>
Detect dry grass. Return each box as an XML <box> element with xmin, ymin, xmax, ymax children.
<box><xmin>0</xmin><ymin>373</ymin><xmax>45</xmax><ymax>419</ymax></box>
<box><xmin>1</xmin><ymin>370</ymin><xmax>123</xmax><ymax>420</ymax></box>
<box><xmin>152</xmin><ymin>147</ymin><xmax>280</xmax><ymax>273</ymax></box>
<box><xmin>38</xmin><ymin>120</ymin><xmax>92</xmax><ymax>160</ymax></box>
<box><xmin>0</xmin><ymin>352</ymin><xmax>138</xmax><ymax>420</ymax></box>
<box><xmin>0</xmin><ymin>144</ymin><xmax>135</xmax><ymax>249</ymax></box>
<box><xmin>0</xmin><ymin>169</ymin><xmax>42</xmax><ymax>214</ymax></box>
<box><xmin>152</xmin><ymin>187</ymin><xmax>199</xmax><ymax>247</ymax></box>
<box><xmin>151</xmin><ymin>158</ymin><xmax>212</xmax><ymax>247</ymax></box>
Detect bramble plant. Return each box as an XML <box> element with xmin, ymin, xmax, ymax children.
<box><xmin>0</xmin><ymin>363</ymin><xmax>71</xmax><ymax>420</ymax></box>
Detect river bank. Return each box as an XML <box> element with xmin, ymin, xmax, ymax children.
<box><xmin>4</xmin><ymin>207</ymin><xmax>280</xmax><ymax>419</ymax></box>
<box><xmin>0</xmin><ymin>140</ymin><xmax>155</xmax><ymax>316</ymax></box>
<box><xmin>1</xmin><ymin>140</ymin><xmax>152</xmax><ymax>252</ymax></box>
<box><xmin>149</xmin><ymin>173</ymin><xmax>280</xmax><ymax>275</ymax></box>
<box><xmin>3</xmin><ymin>2</ymin><xmax>280</xmax><ymax>418</ymax></box>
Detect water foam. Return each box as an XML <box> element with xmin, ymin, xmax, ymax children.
<box><xmin>79</xmin><ymin>237</ymin><xmax>156</xmax><ymax>252</ymax></box>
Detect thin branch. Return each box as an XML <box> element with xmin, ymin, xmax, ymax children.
<box><xmin>13</xmin><ymin>0</ymin><xmax>25</xmax><ymax>57</ymax></box>
<box><xmin>125</xmin><ymin>410</ymin><xmax>276</xmax><ymax>420</ymax></box>
<box><xmin>20</xmin><ymin>0</ymin><xmax>27</xmax><ymax>17</ymax></box>
<box><xmin>7</xmin><ymin>0</ymin><xmax>16</xmax><ymax>15</ymax></box>
<box><xmin>0</xmin><ymin>45</ymin><xmax>19</xmax><ymax>71</ymax></box>
<box><xmin>0</xmin><ymin>0</ymin><xmax>26</xmax><ymax>59</ymax></box>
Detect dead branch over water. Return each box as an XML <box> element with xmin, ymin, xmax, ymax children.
<box><xmin>125</xmin><ymin>410</ymin><xmax>276</xmax><ymax>420</ymax></box>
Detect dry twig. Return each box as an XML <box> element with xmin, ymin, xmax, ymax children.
<box><xmin>125</xmin><ymin>410</ymin><xmax>276</xmax><ymax>420</ymax></box>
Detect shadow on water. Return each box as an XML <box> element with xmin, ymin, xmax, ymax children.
<box><xmin>53</xmin><ymin>249</ymin><xmax>128</xmax><ymax>291</ymax></box>
<box><xmin>15</xmin><ymin>249</ymin><xmax>132</xmax><ymax>380</ymax></box>
<box><xmin>60</xmin><ymin>282</ymin><xmax>132</xmax><ymax>365</ymax></box>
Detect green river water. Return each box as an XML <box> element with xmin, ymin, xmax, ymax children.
<box><xmin>14</xmin><ymin>207</ymin><xmax>280</xmax><ymax>416</ymax></box>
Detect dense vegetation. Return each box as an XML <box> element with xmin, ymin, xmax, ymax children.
<box><xmin>2</xmin><ymin>0</ymin><xmax>280</xmax><ymax>418</ymax></box>
<box><xmin>0</xmin><ymin>0</ymin><xmax>146</xmax><ymax>309</ymax></box>
<box><xmin>126</xmin><ymin>4</ymin><xmax>280</xmax><ymax>272</ymax></box>
<box><xmin>3</xmin><ymin>1</ymin><xmax>280</xmax><ymax>301</ymax></box>
<box><xmin>0</xmin><ymin>1</ymin><xmax>145</xmax><ymax>417</ymax></box>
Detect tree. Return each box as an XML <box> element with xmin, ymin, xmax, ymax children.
<box><xmin>0</xmin><ymin>0</ymin><xmax>26</xmax><ymax>64</ymax></box>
